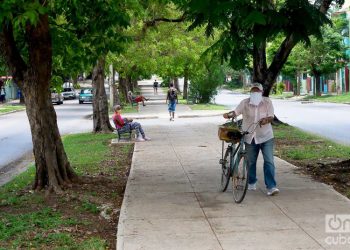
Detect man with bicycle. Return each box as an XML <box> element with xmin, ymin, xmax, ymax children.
<box><xmin>223</xmin><ymin>83</ymin><xmax>279</xmax><ymax>196</ymax></box>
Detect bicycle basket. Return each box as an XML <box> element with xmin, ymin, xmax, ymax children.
<box><xmin>218</xmin><ymin>124</ymin><xmax>242</xmax><ymax>143</ymax></box>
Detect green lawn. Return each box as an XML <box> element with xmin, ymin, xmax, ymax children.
<box><xmin>304</xmin><ymin>93</ymin><xmax>350</xmax><ymax>103</ymax></box>
<box><xmin>0</xmin><ymin>133</ymin><xmax>133</xmax><ymax>249</ymax></box>
<box><xmin>188</xmin><ymin>103</ymin><xmax>229</xmax><ymax>110</ymax></box>
<box><xmin>274</xmin><ymin>124</ymin><xmax>350</xmax><ymax>162</ymax></box>
<box><xmin>0</xmin><ymin>104</ymin><xmax>25</xmax><ymax>114</ymax></box>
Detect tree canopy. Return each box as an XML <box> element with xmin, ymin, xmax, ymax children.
<box><xmin>173</xmin><ymin>0</ymin><xmax>345</xmax><ymax>95</ymax></box>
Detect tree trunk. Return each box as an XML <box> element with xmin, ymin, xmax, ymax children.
<box><xmin>25</xmin><ymin>87</ymin><xmax>77</xmax><ymax>192</ymax></box>
<box><xmin>119</xmin><ymin>76</ymin><xmax>128</xmax><ymax>102</ymax></box>
<box><xmin>132</xmin><ymin>79</ymin><xmax>138</xmax><ymax>90</ymax></box>
<box><xmin>183</xmin><ymin>66</ymin><xmax>189</xmax><ymax>99</ymax></box>
<box><xmin>174</xmin><ymin>77</ymin><xmax>180</xmax><ymax>92</ymax></box>
<box><xmin>72</xmin><ymin>75</ymin><xmax>78</xmax><ymax>88</ymax></box>
<box><xmin>252</xmin><ymin>42</ymin><xmax>268</xmax><ymax>85</ymax></box>
<box><xmin>110</xmin><ymin>68</ymin><xmax>120</xmax><ymax>106</ymax></box>
<box><xmin>127</xmin><ymin>76</ymin><xmax>133</xmax><ymax>92</ymax></box>
<box><xmin>296</xmin><ymin>72</ymin><xmax>301</xmax><ymax>96</ymax></box>
<box><xmin>92</xmin><ymin>57</ymin><xmax>113</xmax><ymax>132</ymax></box>
<box><xmin>19</xmin><ymin>95</ymin><xmax>25</xmax><ymax>104</ymax></box>
<box><xmin>112</xmin><ymin>84</ymin><xmax>120</xmax><ymax>106</ymax></box>
<box><xmin>0</xmin><ymin>13</ymin><xmax>77</xmax><ymax>192</ymax></box>
<box><xmin>314</xmin><ymin>71</ymin><xmax>322</xmax><ymax>97</ymax></box>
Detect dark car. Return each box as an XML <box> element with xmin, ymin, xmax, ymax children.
<box><xmin>79</xmin><ymin>88</ymin><xmax>93</xmax><ymax>104</ymax></box>
<box><xmin>62</xmin><ymin>87</ymin><xmax>76</xmax><ymax>100</ymax></box>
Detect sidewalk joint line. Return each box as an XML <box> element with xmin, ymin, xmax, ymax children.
<box><xmin>267</xmin><ymin>194</ymin><xmax>326</xmax><ymax>249</ymax></box>
<box><xmin>169</xmin><ymin>137</ymin><xmax>224</xmax><ymax>250</ymax></box>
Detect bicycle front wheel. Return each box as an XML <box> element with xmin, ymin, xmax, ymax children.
<box><xmin>232</xmin><ymin>154</ymin><xmax>248</xmax><ymax>203</ymax></box>
<box><xmin>220</xmin><ymin>146</ymin><xmax>232</xmax><ymax>192</ymax></box>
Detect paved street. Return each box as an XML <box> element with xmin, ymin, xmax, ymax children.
<box><xmin>117</xmin><ymin>82</ymin><xmax>350</xmax><ymax>250</ymax></box>
<box><xmin>0</xmin><ymin>99</ymin><xmax>93</xmax><ymax>170</ymax></box>
<box><xmin>215</xmin><ymin>89</ymin><xmax>350</xmax><ymax>145</ymax></box>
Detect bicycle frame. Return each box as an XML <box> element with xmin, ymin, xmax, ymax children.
<box><xmin>223</xmin><ymin>133</ymin><xmax>246</xmax><ymax>174</ymax></box>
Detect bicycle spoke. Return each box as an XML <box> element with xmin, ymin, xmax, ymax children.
<box><xmin>232</xmin><ymin>154</ymin><xmax>248</xmax><ymax>203</ymax></box>
<box><xmin>220</xmin><ymin>147</ymin><xmax>232</xmax><ymax>192</ymax></box>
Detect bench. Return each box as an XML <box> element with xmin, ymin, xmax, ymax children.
<box><xmin>115</xmin><ymin>129</ymin><xmax>132</xmax><ymax>142</ymax></box>
<box><xmin>112</xmin><ymin>119</ymin><xmax>133</xmax><ymax>142</ymax></box>
<box><xmin>127</xmin><ymin>95</ymin><xmax>139</xmax><ymax>111</ymax></box>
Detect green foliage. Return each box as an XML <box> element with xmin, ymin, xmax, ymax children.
<box><xmin>178</xmin><ymin>0</ymin><xmax>333</xmax><ymax>70</ymax></box>
<box><xmin>80</xmin><ymin>200</ymin><xmax>100</xmax><ymax>214</ymax></box>
<box><xmin>189</xmin><ymin>58</ymin><xmax>225</xmax><ymax>103</ymax></box>
<box><xmin>279</xmin><ymin>16</ymin><xmax>347</xmax><ymax>89</ymax></box>
<box><xmin>272</xmin><ymin>82</ymin><xmax>285</xmax><ymax>95</ymax></box>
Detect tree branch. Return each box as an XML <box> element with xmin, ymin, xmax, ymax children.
<box><xmin>134</xmin><ymin>14</ymin><xmax>186</xmax><ymax>41</ymax></box>
<box><xmin>264</xmin><ymin>0</ymin><xmax>336</xmax><ymax>94</ymax></box>
<box><xmin>0</xmin><ymin>22</ymin><xmax>27</xmax><ymax>88</ymax></box>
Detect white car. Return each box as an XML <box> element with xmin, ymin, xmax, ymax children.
<box><xmin>62</xmin><ymin>87</ymin><xmax>76</xmax><ymax>100</ymax></box>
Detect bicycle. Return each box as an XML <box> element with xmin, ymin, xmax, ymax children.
<box><xmin>218</xmin><ymin>118</ymin><xmax>261</xmax><ymax>203</ymax></box>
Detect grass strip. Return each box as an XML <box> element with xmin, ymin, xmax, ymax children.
<box><xmin>0</xmin><ymin>132</ymin><xmax>133</xmax><ymax>249</ymax></box>
<box><xmin>0</xmin><ymin>105</ymin><xmax>25</xmax><ymax>114</ymax></box>
<box><xmin>303</xmin><ymin>93</ymin><xmax>350</xmax><ymax>103</ymax></box>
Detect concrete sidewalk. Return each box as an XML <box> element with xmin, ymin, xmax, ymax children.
<box><xmin>117</xmin><ymin>82</ymin><xmax>350</xmax><ymax>250</ymax></box>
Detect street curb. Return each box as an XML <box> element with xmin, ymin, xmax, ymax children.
<box><xmin>178</xmin><ymin>113</ymin><xmax>223</xmax><ymax>118</ymax></box>
<box><xmin>0</xmin><ymin>108</ymin><xmax>26</xmax><ymax>116</ymax></box>
<box><xmin>116</xmin><ymin>142</ymin><xmax>138</xmax><ymax>250</ymax></box>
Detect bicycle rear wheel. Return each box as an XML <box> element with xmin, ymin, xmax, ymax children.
<box><xmin>220</xmin><ymin>146</ymin><xmax>232</xmax><ymax>192</ymax></box>
<box><xmin>232</xmin><ymin>154</ymin><xmax>248</xmax><ymax>203</ymax></box>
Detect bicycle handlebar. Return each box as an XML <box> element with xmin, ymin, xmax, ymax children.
<box><xmin>226</xmin><ymin>117</ymin><xmax>266</xmax><ymax>135</ymax></box>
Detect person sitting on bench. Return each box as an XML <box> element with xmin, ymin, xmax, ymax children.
<box><xmin>128</xmin><ymin>91</ymin><xmax>149</xmax><ymax>106</ymax></box>
<box><xmin>112</xmin><ymin>105</ymin><xmax>151</xmax><ymax>142</ymax></box>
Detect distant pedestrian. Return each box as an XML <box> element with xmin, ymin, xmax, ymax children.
<box><xmin>166</xmin><ymin>83</ymin><xmax>178</xmax><ymax>121</ymax></box>
<box><xmin>0</xmin><ymin>85</ymin><xmax>6</xmax><ymax>103</ymax></box>
<box><xmin>153</xmin><ymin>79</ymin><xmax>159</xmax><ymax>95</ymax></box>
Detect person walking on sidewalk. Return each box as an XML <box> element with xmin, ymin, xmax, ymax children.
<box><xmin>166</xmin><ymin>83</ymin><xmax>178</xmax><ymax>121</ymax></box>
<box><xmin>112</xmin><ymin>105</ymin><xmax>151</xmax><ymax>142</ymax></box>
<box><xmin>153</xmin><ymin>79</ymin><xmax>159</xmax><ymax>95</ymax></box>
<box><xmin>223</xmin><ymin>83</ymin><xmax>279</xmax><ymax>196</ymax></box>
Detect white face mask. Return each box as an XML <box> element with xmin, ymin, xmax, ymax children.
<box><xmin>249</xmin><ymin>92</ymin><xmax>262</xmax><ymax>106</ymax></box>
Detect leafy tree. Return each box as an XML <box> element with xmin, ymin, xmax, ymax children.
<box><xmin>56</xmin><ymin>1</ymin><xmax>130</xmax><ymax>132</ymax></box>
<box><xmin>0</xmin><ymin>0</ymin><xmax>129</xmax><ymax>192</ymax></box>
<box><xmin>299</xmin><ymin>24</ymin><xmax>346</xmax><ymax>96</ymax></box>
<box><xmin>271</xmin><ymin>15</ymin><xmax>347</xmax><ymax>96</ymax></box>
<box><xmin>189</xmin><ymin>57</ymin><xmax>225</xmax><ymax>103</ymax></box>
<box><xmin>0</xmin><ymin>0</ymin><xmax>76</xmax><ymax>192</ymax></box>
<box><xmin>175</xmin><ymin>0</ymin><xmax>345</xmax><ymax>96</ymax></box>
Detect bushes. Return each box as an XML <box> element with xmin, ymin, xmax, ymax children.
<box><xmin>272</xmin><ymin>82</ymin><xmax>285</xmax><ymax>95</ymax></box>
<box><xmin>189</xmin><ymin>61</ymin><xmax>225</xmax><ymax>103</ymax></box>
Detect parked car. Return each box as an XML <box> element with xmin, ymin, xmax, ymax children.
<box><xmin>51</xmin><ymin>89</ymin><xmax>63</xmax><ymax>105</ymax></box>
<box><xmin>79</xmin><ymin>88</ymin><xmax>93</xmax><ymax>104</ymax></box>
<box><xmin>62</xmin><ymin>87</ymin><xmax>76</xmax><ymax>100</ymax></box>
